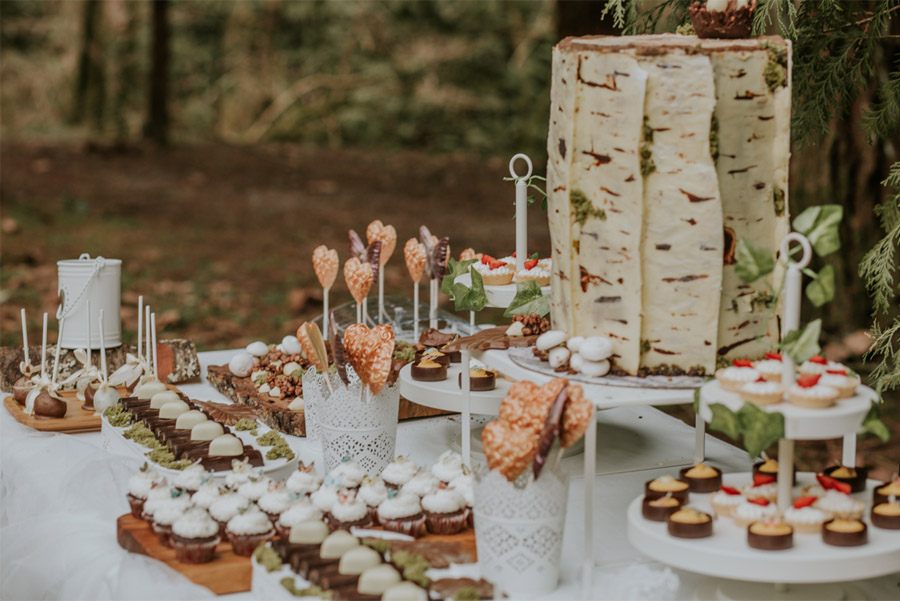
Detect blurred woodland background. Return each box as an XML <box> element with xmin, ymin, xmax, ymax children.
<box><xmin>1</xmin><ymin>1</ymin><xmax>898</xmax><ymax>470</ymax></box>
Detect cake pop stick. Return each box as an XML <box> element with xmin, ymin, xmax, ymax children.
<box><xmin>85</xmin><ymin>299</ymin><xmax>92</xmax><ymax>360</ymax></box>
<box><xmin>51</xmin><ymin>317</ymin><xmax>66</xmax><ymax>387</ymax></box>
<box><xmin>366</xmin><ymin>220</ymin><xmax>397</xmax><ymax>324</ymax></box>
<box><xmin>151</xmin><ymin>312</ymin><xmax>159</xmax><ymax>380</ymax></box>
<box><xmin>99</xmin><ymin>309</ymin><xmax>108</xmax><ymax>382</ymax></box>
<box><xmin>145</xmin><ymin>305</ymin><xmax>151</xmax><ymax>369</ymax></box>
<box><xmin>403</xmin><ymin>238</ymin><xmax>426</xmax><ymax>340</ymax></box>
<box><xmin>312</xmin><ymin>246</ymin><xmax>339</xmax><ymax>339</ymax></box>
<box><xmin>40</xmin><ymin>312</ymin><xmax>48</xmax><ymax>379</ymax></box>
<box><xmin>20</xmin><ymin>308</ymin><xmax>29</xmax><ymax>367</ymax></box>
<box><xmin>137</xmin><ymin>295</ymin><xmax>144</xmax><ymax>362</ymax></box>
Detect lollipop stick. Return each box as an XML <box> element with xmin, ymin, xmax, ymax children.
<box><xmin>429</xmin><ymin>279</ymin><xmax>438</xmax><ymax>329</ymax></box>
<box><xmin>378</xmin><ymin>270</ymin><xmax>385</xmax><ymax>324</ymax></box>
<box><xmin>20</xmin><ymin>308</ymin><xmax>29</xmax><ymax>366</ymax></box>
<box><xmin>413</xmin><ymin>282</ymin><xmax>419</xmax><ymax>341</ymax></box>
<box><xmin>40</xmin><ymin>313</ymin><xmax>48</xmax><ymax>379</ymax></box>
<box><xmin>145</xmin><ymin>305</ymin><xmax>151</xmax><ymax>367</ymax></box>
<box><xmin>356</xmin><ymin>302</ymin><xmax>362</xmax><ymax>325</ymax></box>
<box><xmin>51</xmin><ymin>317</ymin><xmax>66</xmax><ymax>386</ymax></box>
<box><xmin>99</xmin><ymin>309</ymin><xmax>108</xmax><ymax>381</ymax></box>
<box><xmin>323</xmin><ymin>287</ymin><xmax>330</xmax><ymax>337</ymax></box>
<box><xmin>85</xmin><ymin>299</ymin><xmax>92</xmax><ymax>366</ymax></box>
<box><xmin>363</xmin><ymin>297</ymin><xmax>369</xmax><ymax>324</ymax></box>
<box><xmin>151</xmin><ymin>312</ymin><xmax>159</xmax><ymax>380</ymax></box>
<box><xmin>137</xmin><ymin>295</ymin><xmax>144</xmax><ymax>362</ymax></box>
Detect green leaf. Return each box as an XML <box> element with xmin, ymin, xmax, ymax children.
<box><xmin>440</xmin><ymin>258</ymin><xmax>476</xmax><ymax>297</ymax></box>
<box><xmin>780</xmin><ymin>319</ymin><xmax>821</xmax><ymax>364</ymax></box>
<box><xmin>861</xmin><ymin>403</ymin><xmax>890</xmax><ymax>443</ymax></box>
<box><xmin>503</xmin><ymin>280</ymin><xmax>550</xmax><ymax>318</ymax></box>
<box><xmin>707</xmin><ymin>403</ymin><xmax>740</xmax><ymax>440</ymax></box>
<box><xmin>454</xmin><ymin>267</ymin><xmax>488</xmax><ymax>312</ymax></box>
<box><xmin>792</xmin><ymin>205</ymin><xmax>843</xmax><ymax>256</ymax></box>
<box><xmin>737</xmin><ymin>403</ymin><xmax>784</xmax><ymax>458</ymax></box>
<box><xmin>805</xmin><ymin>264</ymin><xmax>835</xmax><ymax>307</ymax></box>
<box><xmin>735</xmin><ymin>238</ymin><xmax>775</xmax><ymax>283</ymax></box>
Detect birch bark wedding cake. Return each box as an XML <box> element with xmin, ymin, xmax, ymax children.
<box><xmin>546</xmin><ymin>35</ymin><xmax>791</xmax><ymax>376</ymax></box>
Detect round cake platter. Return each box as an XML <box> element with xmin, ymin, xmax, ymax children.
<box><xmin>627</xmin><ymin>472</ymin><xmax>900</xmax><ymax>592</ymax></box>
<box><xmin>397</xmin><ymin>362</ymin><xmax>508</xmax><ymax>416</ymax></box>
<box><xmin>453</xmin><ymin>272</ymin><xmax>550</xmax><ymax>310</ymax></box>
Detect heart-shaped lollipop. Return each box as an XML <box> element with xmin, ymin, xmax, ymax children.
<box><xmin>312</xmin><ymin>246</ymin><xmax>339</xmax><ymax>290</ymax></box>
<box><xmin>366</xmin><ymin>220</ymin><xmax>397</xmax><ymax>266</ymax></box>
<box><xmin>482</xmin><ymin>419</ymin><xmax>537</xmax><ymax>482</ymax></box>
<box><xmin>344</xmin><ymin>257</ymin><xmax>374</xmax><ymax>304</ymax></box>
<box><xmin>343</xmin><ymin>323</ymin><xmax>395</xmax><ymax>394</ymax></box>
<box><xmin>403</xmin><ymin>238</ymin><xmax>426</xmax><ymax>284</ymax></box>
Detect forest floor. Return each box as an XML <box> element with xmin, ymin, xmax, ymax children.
<box><xmin>1</xmin><ymin>141</ymin><xmax>896</xmax><ymax>478</ymax></box>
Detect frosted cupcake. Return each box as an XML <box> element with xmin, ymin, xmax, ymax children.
<box><xmin>330</xmin><ymin>458</ymin><xmax>366</xmax><ymax>490</ymax></box>
<box><xmin>258</xmin><ymin>485</ymin><xmax>296</xmax><ymax>522</ymax></box>
<box><xmin>224</xmin><ymin>458</ymin><xmax>257</xmax><ymax>490</ymax></box>
<box><xmin>431</xmin><ymin>450</ymin><xmax>465</xmax><ymax>484</ymax></box>
<box><xmin>358</xmin><ymin>477</ymin><xmax>388</xmax><ymax>523</ymax></box>
<box><xmin>710</xmin><ymin>486</ymin><xmax>744</xmax><ymax>518</ymax></box>
<box><xmin>171</xmin><ymin>508</ymin><xmax>220</xmax><ymax>564</ymax></box>
<box><xmin>377</xmin><ymin>492</ymin><xmax>426</xmax><ymax>537</ymax></box>
<box><xmin>208</xmin><ymin>492</ymin><xmax>251</xmax><ymax>535</ymax></box>
<box><xmin>733</xmin><ymin>499</ymin><xmax>777</xmax><ymax>527</ymax></box>
<box><xmin>152</xmin><ymin>498</ymin><xmax>191</xmax><ymax>547</ymax></box>
<box><xmin>402</xmin><ymin>471</ymin><xmax>439</xmax><ymax>498</ymax></box>
<box><xmin>142</xmin><ymin>485</ymin><xmax>191</xmax><ymax>522</ymax></box>
<box><xmin>285</xmin><ymin>463</ymin><xmax>322</xmax><ymax>497</ymax></box>
<box><xmin>328</xmin><ymin>492</ymin><xmax>373</xmax><ymax>531</ymax></box>
<box><xmin>787</xmin><ymin>374</ymin><xmax>839</xmax><ymax>409</ymax></box>
<box><xmin>237</xmin><ymin>475</ymin><xmax>271</xmax><ymax>502</ymax></box>
<box><xmin>422</xmin><ymin>486</ymin><xmax>468</xmax><ymax>535</ymax></box>
<box><xmin>311</xmin><ymin>480</ymin><xmax>341</xmax><ymax>518</ymax></box>
<box><xmin>382</xmin><ymin>456</ymin><xmax>419</xmax><ymax>490</ymax></box>
<box><xmin>191</xmin><ymin>482</ymin><xmax>224</xmax><ymax>510</ymax></box>
<box><xmin>127</xmin><ymin>464</ymin><xmax>162</xmax><ymax>518</ymax></box>
<box><xmin>174</xmin><ymin>462</ymin><xmax>209</xmax><ymax>494</ymax></box>
<box><xmin>449</xmin><ymin>471</ymin><xmax>474</xmax><ymax>527</ymax></box>
<box><xmin>814</xmin><ymin>490</ymin><xmax>864</xmax><ymax>519</ymax></box>
<box><xmin>715</xmin><ymin>361</ymin><xmax>760</xmax><ymax>392</ymax></box>
<box><xmin>226</xmin><ymin>507</ymin><xmax>274</xmax><ymax>556</ymax></box>
<box><xmin>752</xmin><ymin>353</ymin><xmax>783</xmax><ymax>382</ymax></box>
<box><xmin>277</xmin><ymin>501</ymin><xmax>322</xmax><ymax>538</ymax></box>
<box><xmin>739</xmin><ymin>379</ymin><xmax>784</xmax><ymax>406</ymax></box>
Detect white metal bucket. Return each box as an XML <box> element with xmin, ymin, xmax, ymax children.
<box><xmin>57</xmin><ymin>254</ymin><xmax>122</xmax><ymax>349</ymax></box>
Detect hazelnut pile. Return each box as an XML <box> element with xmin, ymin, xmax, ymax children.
<box><xmin>511</xmin><ymin>313</ymin><xmax>551</xmax><ymax>336</ymax></box>
<box><xmin>254</xmin><ymin>351</ymin><xmax>308</xmax><ymax>399</ymax></box>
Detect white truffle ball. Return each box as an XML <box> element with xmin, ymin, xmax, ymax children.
<box><xmin>548</xmin><ymin>346</ymin><xmax>571</xmax><ymax>369</ymax></box>
<box><xmin>536</xmin><ymin>330</ymin><xmax>567</xmax><ymax>351</ymax></box>
<box><xmin>579</xmin><ymin>359</ymin><xmax>610</xmax><ymax>378</ymax></box>
<box><xmin>281</xmin><ymin>335</ymin><xmax>302</xmax><ymax>356</ymax></box>
<box><xmin>229</xmin><ymin>351</ymin><xmax>255</xmax><ymax>377</ymax></box>
<box><xmin>246</xmin><ymin>341</ymin><xmax>269</xmax><ymax>358</ymax></box>
<box><xmin>569</xmin><ymin>352</ymin><xmax>584</xmax><ymax>373</ymax></box>
<box><xmin>580</xmin><ymin>336</ymin><xmax>613</xmax><ymax>362</ymax></box>
<box><xmin>567</xmin><ymin>336</ymin><xmax>584</xmax><ymax>352</ymax></box>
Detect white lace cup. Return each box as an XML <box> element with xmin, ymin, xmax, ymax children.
<box><xmin>473</xmin><ymin>465</ymin><xmax>569</xmax><ymax>597</ymax></box>
<box><xmin>316</xmin><ymin>366</ymin><xmax>400</xmax><ymax>475</ymax></box>
<box><xmin>301</xmin><ymin>367</ymin><xmax>339</xmax><ymax>441</ymax></box>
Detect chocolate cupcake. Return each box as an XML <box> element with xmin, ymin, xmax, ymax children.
<box><xmin>667</xmin><ymin>508</ymin><xmax>713</xmax><ymax>539</ymax></box>
<box><xmin>422</xmin><ymin>486</ymin><xmax>468</xmax><ymax>535</ymax></box>
<box><xmin>376</xmin><ymin>492</ymin><xmax>427</xmax><ymax>537</ymax></box>
<box><xmin>747</xmin><ymin>519</ymin><xmax>793</xmax><ymax>551</ymax></box>
<box><xmin>822</xmin><ymin>518</ymin><xmax>867</xmax><ymax>547</ymax></box>
<box><xmin>458</xmin><ymin>367</ymin><xmax>496</xmax><ymax>392</ymax></box>
<box><xmin>642</xmin><ymin>493</ymin><xmax>681</xmax><ymax>522</ymax></box>
<box><xmin>871</xmin><ymin>496</ymin><xmax>900</xmax><ymax>530</ymax></box>
<box><xmin>170</xmin><ymin>508</ymin><xmax>220</xmax><ymax>564</ymax></box>
<box><xmin>824</xmin><ymin>465</ymin><xmax>868</xmax><ymax>493</ymax></box>
<box><xmin>645</xmin><ymin>475</ymin><xmax>690</xmax><ymax>503</ymax></box>
<box><xmin>679</xmin><ymin>463</ymin><xmax>722</xmax><ymax>493</ymax></box>
<box><xmin>327</xmin><ymin>494</ymin><xmax>374</xmax><ymax>531</ymax></box>
<box><xmin>410</xmin><ymin>359</ymin><xmax>447</xmax><ymax>382</ymax></box>
<box><xmin>225</xmin><ymin>507</ymin><xmax>275</xmax><ymax>556</ymax></box>
<box><xmin>873</xmin><ymin>477</ymin><xmax>900</xmax><ymax>506</ymax></box>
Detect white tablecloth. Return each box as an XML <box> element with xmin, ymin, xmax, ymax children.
<box><xmin>2</xmin><ymin>350</ymin><xmax>897</xmax><ymax>600</ymax></box>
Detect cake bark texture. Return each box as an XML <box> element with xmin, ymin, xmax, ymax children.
<box><xmin>546</xmin><ymin>35</ymin><xmax>791</xmax><ymax>375</ymax></box>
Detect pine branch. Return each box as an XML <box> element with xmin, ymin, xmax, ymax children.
<box><xmin>863</xmin><ymin>59</ymin><xmax>900</xmax><ymax>141</ymax></box>
<box><xmin>752</xmin><ymin>0</ymin><xmax>798</xmax><ymax>38</ymax></box>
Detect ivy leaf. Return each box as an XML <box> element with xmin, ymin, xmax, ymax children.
<box><xmin>861</xmin><ymin>403</ymin><xmax>890</xmax><ymax>443</ymax></box>
<box><xmin>440</xmin><ymin>258</ymin><xmax>476</xmax><ymax>297</ymax></box>
<box><xmin>735</xmin><ymin>238</ymin><xmax>775</xmax><ymax>283</ymax></box>
<box><xmin>780</xmin><ymin>319</ymin><xmax>821</xmax><ymax>363</ymax></box>
<box><xmin>805</xmin><ymin>264</ymin><xmax>835</xmax><ymax>307</ymax></box>
<box><xmin>737</xmin><ymin>403</ymin><xmax>784</xmax><ymax>458</ymax></box>
<box><xmin>453</xmin><ymin>267</ymin><xmax>487</xmax><ymax>312</ymax></box>
<box><xmin>792</xmin><ymin>204</ymin><xmax>843</xmax><ymax>256</ymax></box>
<box><xmin>707</xmin><ymin>403</ymin><xmax>740</xmax><ymax>440</ymax></box>
<box><xmin>503</xmin><ymin>280</ymin><xmax>550</xmax><ymax>318</ymax></box>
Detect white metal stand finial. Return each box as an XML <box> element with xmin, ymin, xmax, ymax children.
<box><xmin>460</xmin><ymin>349</ymin><xmax>472</xmax><ymax>467</ymax></box>
<box><xmin>509</xmin><ymin>153</ymin><xmax>533</xmax><ymax>273</ymax></box>
<box><xmin>413</xmin><ymin>282</ymin><xmax>420</xmax><ymax>341</ymax></box>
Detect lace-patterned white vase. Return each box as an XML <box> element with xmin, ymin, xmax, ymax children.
<box><xmin>473</xmin><ymin>465</ymin><xmax>568</xmax><ymax>597</ymax></box>
<box><xmin>312</xmin><ymin>366</ymin><xmax>400</xmax><ymax>475</ymax></box>
<box><xmin>301</xmin><ymin>367</ymin><xmax>339</xmax><ymax>442</ymax></box>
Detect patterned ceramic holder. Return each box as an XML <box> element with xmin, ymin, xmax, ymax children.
<box><xmin>474</xmin><ymin>464</ymin><xmax>568</xmax><ymax>598</ymax></box>
<box><xmin>306</xmin><ymin>366</ymin><xmax>400</xmax><ymax>474</ymax></box>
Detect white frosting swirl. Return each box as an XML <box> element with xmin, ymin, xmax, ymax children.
<box><xmin>286</xmin><ymin>469</ymin><xmax>322</xmax><ymax>496</ymax></box>
<box><xmin>719</xmin><ymin>367</ymin><xmax>760</xmax><ymax>383</ymax></box>
<box><xmin>190</xmin><ymin>482</ymin><xmax>223</xmax><ymax>509</ymax></box>
<box><xmin>237</xmin><ymin>477</ymin><xmax>271</xmax><ymax>501</ymax></box>
<box><xmin>330</xmin><ymin>460</ymin><xmax>366</xmax><ymax>488</ymax></box>
<box><xmin>377</xmin><ymin>493</ymin><xmax>422</xmax><ymax>520</ymax></box>
<box><xmin>381</xmin><ymin>456</ymin><xmax>419</xmax><ymax>487</ymax></box>
<box><xmin>172</xmin><ymin>508</ymin><xmax>219</xmax><ymax>539</ymax></box>
<box><xmin>401</xmin><ymin>472</ymin><xmax>438</xmax><ymax>497</ymax></box>
<box><xmin>448</xmin><ymin>473</ymin><xmax>473</xmax><ymax>507</ymax></box>
<box><xmin>814</xmin><ymin>490</ymin><xmax>864</xmax><ymax>516</ymax></box>
<box><xmin>311</xmin><ymin>485</ymin><xmax>340</xmax><ymax>512</ymax></box>
<box><xmin>784</xmin><ymin>506</ymin><xmax>828</xmax><ymax>525</ymax></box>
<box><xmin>789</xmin><ymin>383</ymin><xmax>839</xmax><ymax>399</ymax></box>
<box><xmin>711</xmin><ymin>491</ymin><xmax>744</xmax><ymax>507</ymax></box>
<box><xmin>128</xmin><ymin>466</ymin><xmax>160</xmax><ymax>499</ymax></box>
<box><xmin>153</xmin><ymin>499</ymin><xmax>190</xmax><ymax>527</ymax></box>
<box><xmin>752</xmin><ymin>359</ymin><xmax>782</xmax><ymax>376</ymax></box>
<box><xmin>431</xmin><ymin>450</ymin><xmax>464</xmax><ymax>483</ymax></box>
<box><xmin>330</xmin><ymin>497</ymin><xmax>368</xmax><ymax>522</ymax></box>
<box><xmin>174</xmin><ymin>463</ymin><xmax>209</xmax><ymax>492</ymax></box>
<box><xmin>734</xmin><ymin>501</ymin><xmax>776</xmax><ymax>522</ymax></box>
<box><xmin>422</xmin><ymin>488</ymin><xmax>465</xmax><ymax>514</ymax></box>
<box><xmin>208</xmin><ymin>493</ymin><xmax>250</xmax><ymax>523</ymax></box>
<box><xmin>741</xmin><ymin>381</ymin><xmax>783</xmax><ymax>395</ymax></box>
<box><xmin>257</xmin><ymin>488</ymin><xmax>295</xmax><ymax>515</ymax></box>
<box><xmin>278</xmin><ymin>502</ymin><xmax>323</xmax><ymax>529</ymax></box>
<box><xmin>226</xmin><ymin>507</ymin><xmax>273</xmax><ymax>536</ymax></box>
<box><xmin>358</xmin><ymin>478</ymin><xmax>388</xmax><ymax>508</ymax></box>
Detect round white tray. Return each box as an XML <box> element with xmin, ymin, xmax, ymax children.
<box><xmin>398</xmin><ymin>362</ymin><xmax>508</xmax><ymax>415</ymax></box>
<box><xmin>454</xmin><ymin>273</ymin><xmax>550</xmax><ymax>309</ymax></box>
<box><xmin>627</xmin><ymin>472</ymin><xmax>900</xmax><ymax>584</ymax></box>
<box><xmin>699</xmin><ymin>381</ymin><xmax>877</xmax><ymax>440</ymax></box>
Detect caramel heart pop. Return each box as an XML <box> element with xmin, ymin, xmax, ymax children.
<box><xmin>403</xmin><ymin>238</ymin><xmax>427</xmax><ymax>340</ymax></box>
<box><xmin>344</xmin><ymin>257</ymin><xmax>374</xmax><ymax>323</ymax></box>
<box><xmin>367</xmin><ymin>220</ymin><xmax>397</xmax><ymax>324</ymax></box>
<box><xmin>419</xmin><ymin>226</ymin><xmax>450</xmax><ymax>328</ymax></box>
<box><xmin>312</xmin><ymin>245</ymin><xmax>339</xmax><ymax>335</ymax></box>
<box><xmin>343</xmin><ymin>324</ymin><xmax>395</xmax><ymax>396</ymax></box>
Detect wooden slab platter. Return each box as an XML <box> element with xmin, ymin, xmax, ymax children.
<box><xmin>4</xmin><ymin>389</ymin><xmax>101</xmax><ymax>433</ymax></box>
<box><xmin>117</xmin><ymin>514</ymin><xmax>476</xmax><ymax>596</ymax></box>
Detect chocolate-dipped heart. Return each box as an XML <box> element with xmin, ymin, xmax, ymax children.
<box><xmin>366</xmin><ymin>220</ymin><xmax>397</xmax><ymax>265</ymax></box>
<box><xmin>533</xmin><ymin>382</ymin><xmax>568</xmax><ymax>479</ymax></box>
<box><xmin>343</xmin><ymin>257</ymin><xmax>374</xmax><ymax>304</ymax></box>
<box><xmin>561</xmin><ymin>384</ymin><xmax>592</xmax><ymax>448</ymax></box>
<box><xmin>312</xmin><ymin>245</ymin><xmax>339</xmax><ymax>290</ymax></box>
<box><xmin>328</xmin><ymin>311</ymin><xmax>350</xmax><ymax>386</ymax></box>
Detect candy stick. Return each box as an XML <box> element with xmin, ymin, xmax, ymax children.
<box><xmin>137</xmin><ymin>295</ymin><xmax>144</xmax><ymax>362</ymax></box>
<box><xmin>99</xmin><ymin>309</ymin><xmax>108</xmax><ymax>381</ymax></box>
<box><xmin>377</xmin><ymin>269</ymin><xmax>385</xmax><ymax>324</ymax></box>
<box><xmin>363</xmin><ymin>297</ymin><xmax>369</xmax><ymax>325</ymax></box>
<box><xmin>151</xmin><ymin>312</ymin><xmax>159</xmax><ymax>380</ymax></box>
<box><xmin>356</xmin><ymin>302</ymin><xmax>362</xmax><ymax>325</ymax></box>
<box><xmin>40</xmin><ymin>312</ymin><xmax>48</xmax><ymax>379</ymax></box>
<box><xmin>429</xmin><ymin>279</ymin><xmax>438</xmax><ymax>329</ymax></box>
<box><xmin>51</xmin><ymin>317</ymin><xmax>66</xmax><ymax>386</ymax></box>
<box><xmin>323</xmin><ymin>286</ymin><xmax>330</xmax><ymax>339</ymax></box>
<box><xmin>20</xmin><ymin>308</ymin><xmax>29</xmax><ymax>366</ymax></box>
<box><xmin>145</xmin><ymin>305</ymin><xmax>151</xmax><ymax>367</ymax></box>
<box><xmin>413</xmin><ymin>282</ymin><xmax>420</xmax><ymax>341</ymax></box>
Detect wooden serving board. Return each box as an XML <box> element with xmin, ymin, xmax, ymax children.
<box><xmin>117</xmin><ymin>513</ymin><xmax>251</xmax><ymax>595</ymax></box>
<box><xmin>4</xmin><ymin>390</ymin><xmax>101</xmax><ymax>433</ymax></box>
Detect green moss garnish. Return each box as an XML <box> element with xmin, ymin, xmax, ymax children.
<box><xmin>392</xmin><ymin>550</ymin><xmax>431</xmax><ymax>587</ymax></box>
<box><xmin>570</xmin><ymin>189</ymin><xmax>606</xmax><ymax>226</ymax></box>
<box><xmin>363</xmin><ymin>538</ymin><xmax>391</xmax><ymax>555</ymax></box>
<box><xmin>453</xmin><ymin>589</ymin><xmax>482</xmax><ymax>601</ymax></box>
<box><xmin>234</xmin><ymin>418</ymin><xmax>258</xmax><ymax>436</ymax></box>
<box><xmin>257</xmin><ymin>430</ymin><xmax>285</xmax><ymax>447</ymax></box>
<box><xmin>280</xmin><ymin>577</ymin><xmax>331</xmax><ymax>599</ymax></box>
<box><xmin>253</xmin><ymin>544</ymin><xmax>283</xmax><ymax>572</ymax></box>
<box><xmin>773</xmin><ymin>187</ymin><xmax>785</xmax><ymax>216</ymax></box>
<box><xmin>266</xmin><ymin>442</ymin><xmax>295</xmax><ymax>461</ymax></box>
<box><xmin>124</xmin><ymin>422</ymin><xmax>164</xmax><ymax>449</ymax></box>
<box><xmin>675</xmin><ymin>21</ymin><xmax>695</xmax><ymax>36</ymax></box>
<box><xmin>393</xmin><ymin>341</ymin><xmax>416</xmax><ymax>363</ymax></box>
<box><xmin>104</xmin><ymin>403</ymin><xmax>133</xmax><ymax>427</ymax></box>
<box><xmin>145</xmin><ymin>447</ymin><xmax>192</xmax><ymax>469</ymax></box>
<box><xmin>764</xmin><ymin>45</ymin><xmax>788</xmax><ymax>92</ymax></box>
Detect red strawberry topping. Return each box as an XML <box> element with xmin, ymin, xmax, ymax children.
<box><xmin>796</xmin><ymin>374</ymin><xmax>821</xmax><ymax>388</ymax></box>
<box><xmin>748</xmin><ymin>497</ymin><xmax>770</xmax><ymax>506</ymax></box>
<box><xmin>732</xmin><ymin>359</ymin><xmax>754</xmax><ymax>368</ymax></box>
<box><xmin>808</xmin><ymin>355</ymin><xmax>828</xmax><ymax>365</ymax></box>
<box><xmin>764</xmin><ymin>352</ymin><xmax>783</xmax><ymax>360</ymax></box>
<box><xmin>488</xmin><ymin>259</ymin><xmax>507</xmax><ymax>270</ymax></box>
<box><xmin>826</xmin><ymin>368</ymin><xmax>847</xmax><ymax>375</ymax></box>
<box><xmin>524</xmin><ymin>258</ymin><xmax>539</xmax><ymax>270</ymax></box>
<box><xmin>815</xmin><ymin>473</ymin><xmax>851</xmax><ymax>494</ymax></box>
<box><xmin>753</xmin><ymin>473</ymin><xmax>776</xmax><ymax>486</ymax></box>
<box><xmin>481</xmin><ymin>254</ymin><xmax>494</xmax><ymax>265</ymax></box>
<box><xmin>793</xmin><ymin>495</ymin><xmax>817</xmax><ymax>509</ymax></box>
<box><xmin>719</xmin><ymin>485</ymin><xmax>741</xmax><ymax>495</ymax></box>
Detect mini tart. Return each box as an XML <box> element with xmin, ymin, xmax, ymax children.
<box><xmin>679</xmin><ymin>464</ymin><xmax>722</xmax><ymax>493</ymax></box>
<box><xmin>752</xmin><ymin>458</ymin><xmax>795</xmax><ymax>484</ymax></box>
<box><xmin>474</xmin><ymin>261</ymin><xmax>513</xmax><ymax>286</ymax></box>
<box><xmin>666</xmin><ymin>508</ymin><xmax>713</xmax><ymax>539</ymax></box>
<box><xmin>641</xmin><ymin>494</ymin><xmax>681</xmax><ymax>522</ymax></box>
<box><xmin>822</xmin><ymin>518</ymin><xmax>868</xmax><ymax>547</ymax></box>
<box><xmin>787</xmin><ymin>383</ymin><xmax>838</xmax><ymax>409</ymax></box>
<box><xmin>752</xmin><ymin>359</ymin><xmax>783</xmax><ymax>382</ymax></box>
<box><xmin>413</xmin><ymin>349</ymin><xmax>450</xmax><ymax>367</ymax></box>
<box><xmin>715</xmin><ymin>366</ymin><xmax>760</xmax><ymax>392</ymax></box>
<box><xmin>457</xmin><ymin>368</ymin><xmax>496</xmax><ymax>392</ymax></box>
<box><xmin>784</xmin><ymin>506</ymin><xmax>828</xmax><ymax>534</ymax></box>
<box><xmin>819</xmin><ymin>373</ymin><xmax>860</xmax><ymax>399</ymax></box>
<box><xmin>710</xmin><ymin>487</ymin><xmax>744</xmax><ymax>518</ymax></box>
<box><xmin>870</xmin><ymin>498</ymin><xmax>900</xmax><ymax>530</ymax></box>
<box><xmin>644</xmin><ymin>476</ymin><xmax>690</xmax><ymax>504</ymax></box>
<box><xmin>439</xmin><ymin>344</ymin><xmax>462</xmax><ymax>363</ymax></box>
<box><xmin>739</xmin><ymin>380</ymin><xmax>784</xmax><ymax>406</ymax></box>
<box><xmin>873</xmin><ymin>478</ymin><xmax>900</xmax><ymax>506</ymax></box>
<box><xmin>410</xmin><ymin>359</ymin><xmax>447</xmax><ymax>382</ymax></box>
<box><xmin>747</xmin><ymin>520</ymin><xmax>793</xmax><ymax>551</ymax></box>
<box><xmin>823</xmin><ymin>465</ymin><xmax>868</xmax><ymax>493</ymax></box>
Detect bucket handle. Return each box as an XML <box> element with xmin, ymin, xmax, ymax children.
<box><xmin>57</xmin><ymin>255</ymin><xmax>107</xmax><ymax>320</ymax></box>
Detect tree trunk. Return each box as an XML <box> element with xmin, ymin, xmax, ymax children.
<box><xmin>143</xmin><ymin>0</ymin><xmax>170</xmax><ymax>145</ymax></box>
<box><xmin>111</xmin><ymin>0</ymin><xmax>140</xmax><ymax>142</ymax></box>
<box><xmin>556</xmin><ymin>0</ymin><xmax>619</xmax><ymax>39</ymax></box>
<box><xmin>71</xmin><ymin>0</ymin><xmax>104</xmax><ymax>126</ymax></box>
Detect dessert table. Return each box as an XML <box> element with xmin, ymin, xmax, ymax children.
<box><xmin>2</xmin><ymin>350</ymin><xmax>897</xmax><ymax>600</ymax></box>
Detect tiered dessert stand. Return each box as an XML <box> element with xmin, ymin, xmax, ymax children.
<box><xmin>626</xmin><ymin>233</ymin><xmax>898</xmax><ymax>599</ymax></box>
